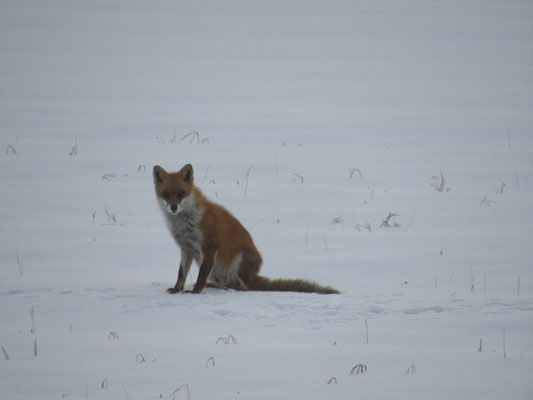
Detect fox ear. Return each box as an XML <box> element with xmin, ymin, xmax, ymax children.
<box><xmin>180</xmin><ymin>164</ymin><xmax>194</xmax><ymax>183</ymax></box>
<box><xmin>153</xmin><ymin>165</ymin><xmax>167</xmax><ymax>184</ymax></box>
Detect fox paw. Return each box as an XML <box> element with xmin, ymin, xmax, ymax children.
<box><xmin>167</xmin><ymin>287</ymin><xmax>183</xmax><ymax>294</ymax></box>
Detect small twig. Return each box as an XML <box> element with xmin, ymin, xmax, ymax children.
<box><xmin>206</xmin><ymin>356</ymin><xmax>215</xmax><ymax>367</ymax></box>
<box><xmin>101</xmin><ymin>378</ymin><xmax>108</xmax><ymax>390</ymax></box>
<box><xmin>108</xmin><ymin>332</ymin><xmax>119</xmax><ymax>339</ymax></box>
<box><xmin>364</xmin><ymin>319</ymin><xmax>369</xmax><ymax>345</ymax></box>
<box><xmin>478</xmin><ymin>339</ymin><xmax>483</xmax><ymax>352</ymax></box>
<box><xmin>137</xmin><ymin>165</ymin><xmax>146</xmax><ymax>173</ymax></box>
<box><xmin>34</xmin><ymin>338</ymin><xmax>38</xmax><ymax>357</ymax></box>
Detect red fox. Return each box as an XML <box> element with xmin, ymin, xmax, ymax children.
<box><xmin>153</xmin><ymin>164</ymin><xmax>339</xmax><ymax>294</ymax></box>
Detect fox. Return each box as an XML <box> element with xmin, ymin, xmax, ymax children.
<box><xmin>153</xmin><ymin>164</ymin><xmax>339</xmax><ymax>295</ymax></box>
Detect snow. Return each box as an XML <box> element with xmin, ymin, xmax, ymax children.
<box><xmin>1</xmin><ymin>0</ymin><xmax>533</xmax><ymax>399</ymax></box>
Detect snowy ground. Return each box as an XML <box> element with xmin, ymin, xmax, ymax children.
<box><xmin>1</xmin><ymin>1</ymin><xmax>533</xmax><ymax>399</ymax></box>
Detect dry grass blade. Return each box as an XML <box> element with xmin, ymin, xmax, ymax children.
<box><xmin>16</xmin><ymin>252</ymin><xmax>23</xmax><ymax>277</ymax></box>
<box><xmin>170</xmin><ymin>384</ymin><xmax>191</xmax><ymax>400</ymax></box>
<box><xmin>137</xmin><ymin>165</ymin><xmax>146</xmax><ymax>172</ymax></box>
<box><xmin>327</xmin><ymin>377</ymin><xmax>337</xmax><ymax>384</ymax></box>
<box><xmin>405</xmin><ymin>364</ymin><xmax>417</xmax><ymax>374</ymax></box>
<box><xmin>101</xmin><ymin>173</ymin><xmax>119</xmax><ymax>182</ymax></box>
<box><xmin>430</xmin><ymin>171</ymin><xmax>446</xmax><ymax>192</ymax></box>
<box><xmin>241</xmin><ymin>165</ymin><xmax>253</xmax><ymax>195</ymax></box>
<box><xmin>136</xmin><ymin>353</ymin><xmax>145</xmax><ymax>363</ymax></box>
<box><xmin>69</xmin><ymin>144</ymin><xmax>78</xmax><ymax>156</ymax></box>
<box><xmin>479</xmin><ymin>196</ymin><xmax>495</xmax><ymax>208</ymax></box>
<box><xmin>101</xmin><ymin>378</ymin><xmax>108</xmax><ymax>389</ymax></box>
<box><xmin>290</xmin><ymin>173</ymin><xmax>304</xmax><ymax>184</ymax></box>
<box><xmin>30</xmin><ymin>305</ymin><xmax>35</xmax><ymax>333</ymax></box>
<box><xmin>205</xmin><ymin>356</ymin><xmax>215</xmax><ymax>367</ymax></box>
<box><xmin>2</xmin><ymin>347</ymin><xmax>10</xmax><ymax>360</ymax></box>
<box><xmin>6</xmin><ymin>144</ymin><xmax>17</xmax><ymax>154</ymax></box>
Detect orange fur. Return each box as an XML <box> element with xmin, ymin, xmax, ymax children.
<box><xmin>154</xmin><ymin>164</ymin><xmax>339</xmax><ymax>295</ymax></box>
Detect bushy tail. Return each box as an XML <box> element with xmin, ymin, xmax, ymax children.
<box><xmin>251</xmin><ymin>276</ymin><xmax>339</xmax><ymax>295</ymax></box>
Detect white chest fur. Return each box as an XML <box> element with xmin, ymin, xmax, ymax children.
<box><xmin>160</xmin><ymin>200</ymin><xmax>204</xmax><ymax>261</ymax></box>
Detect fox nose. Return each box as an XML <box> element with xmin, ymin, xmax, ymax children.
<box><xmin>170</xmin><ymin>205</ymin><xmax>177</xmax><ymax>212</ymax></box>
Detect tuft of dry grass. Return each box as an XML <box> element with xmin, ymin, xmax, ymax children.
<box><xmin>331</xmin><ymin>217</ymin><xmax>343</xmax><ymax>225</ymax></box>
<box><xmin>380</xmin><ymin>212</ymin><xmax>401</xmax><ymax>228</ymax></box>
<box><xmin>101</xmin><ymin>173</ymin><xmax>119</xmax><ymax>182</ymax></box>
<box><xmin>405</xmin><ymin>364</ymin><xmax>417</xmax><ymax>374</ymax></box>
<box><xmin>349</xmin><ymin>168</ymin><xmax>362</xmax><ymax>179</ymax></box>
<box><xmin>479</xmin><ymin>196</ymin><xmax>495</xmax><ymax>208</ymax></box>
<box><xmin>216</xmin><ymin>335</ymin><xmax>237</xmax><ymax>345</ymax></box>
<box><xmin>431</xmin><ymin>171</ymin><xmax>447</xmax><ymax>192</ymax></box>
<box><xmin>180</xmin><ymin>131</ymin><xmax>200</xmax><ymax>144</ymax></box>
<box><xmin>350</xmin><ymin>364</ymin><xmax>367</xmax><ymax>375</ymax></box>
<box><xmin>108</xmin><ymin>332</ymin><xmax>119</xmax><ymax>339</ymax></box>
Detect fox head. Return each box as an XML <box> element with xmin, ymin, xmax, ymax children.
<box><xmin>153</xmin><ymin>164</ymin><xmax>194</xmax><ymax>215</ymax></box>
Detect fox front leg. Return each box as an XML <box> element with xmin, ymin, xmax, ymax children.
<box><xmin>168</xmin><ymin>252</ymin><xmax>193</xmax><ymax>293</ymax></box>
